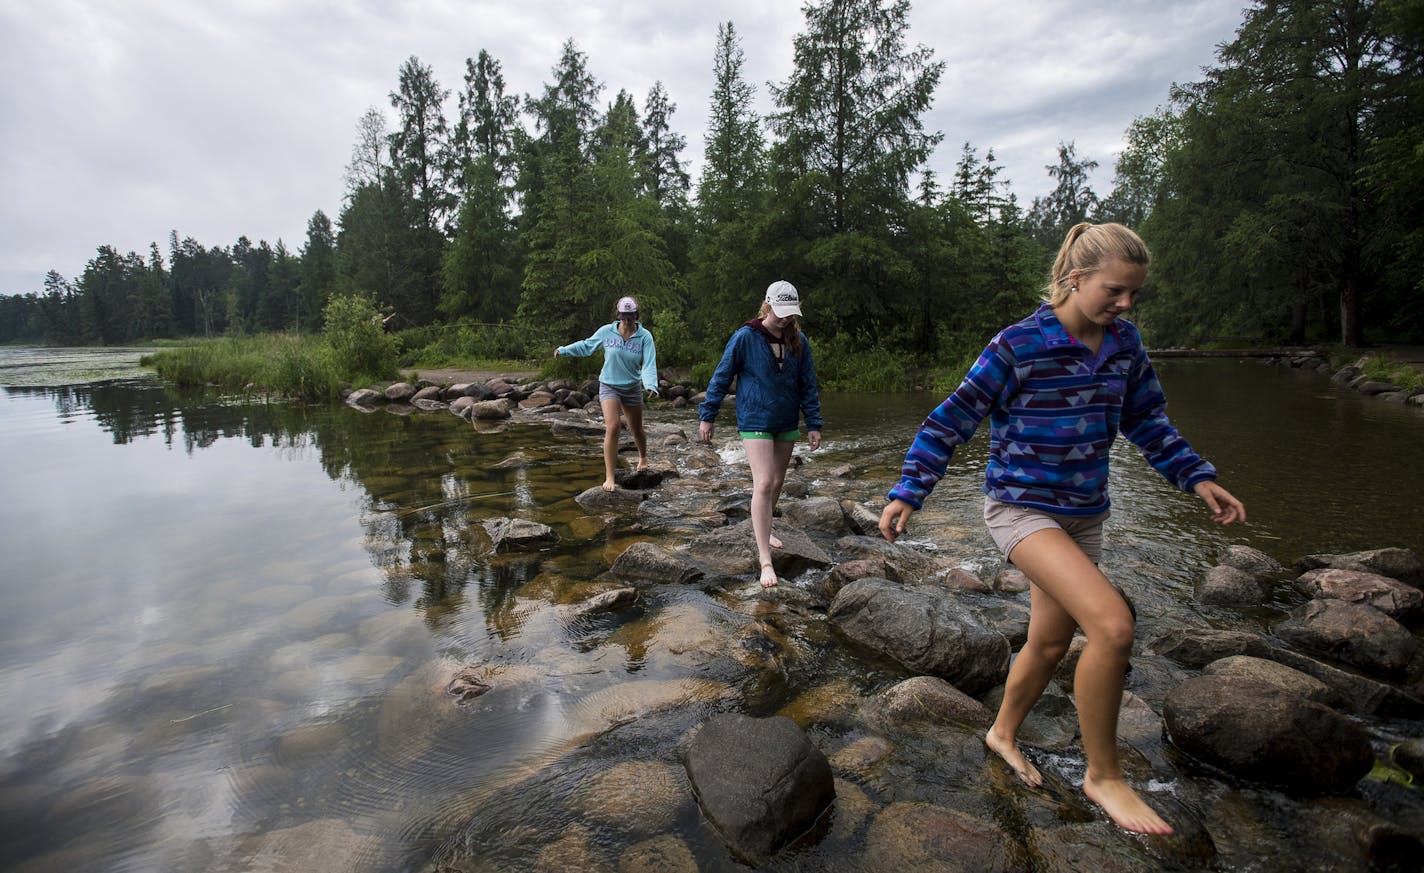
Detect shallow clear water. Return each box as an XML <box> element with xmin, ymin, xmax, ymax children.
<box><xmin>0</xmin><ymin>349</ymin><xmax>1421</xmax><ymax>871</ymax></box>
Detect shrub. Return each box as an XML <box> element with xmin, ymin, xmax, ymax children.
<box><xmin>323</xmin><ymin>295</ymin><xmax>399</xmax><ymax>383</ymax></box>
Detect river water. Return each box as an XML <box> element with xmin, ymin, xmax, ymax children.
<box><xmin>0</xmin><ymin>348</ymin><xmax>1421</xmax><ymax>871</ymax></box>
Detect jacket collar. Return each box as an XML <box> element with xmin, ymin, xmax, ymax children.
<box><xmin>1032</xmin><ymin>302</ymin><xmax>1124</xmax><ymax>355</ymax></box>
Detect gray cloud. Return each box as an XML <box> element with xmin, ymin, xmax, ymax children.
<box><xmin>0</xmin><ymin>0</ymin><xmax>1244</xmax><ymax>295</ymax></box>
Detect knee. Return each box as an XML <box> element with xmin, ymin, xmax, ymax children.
<box><xmin>1024</xmin><ymin>634</ymin><xmax>1072</xmax><ymax>665</ymax></box>
<box><xmin>1089</xmin><ymin>616</ymin><xmax>1136</xmax><ymax>655</ymax></box>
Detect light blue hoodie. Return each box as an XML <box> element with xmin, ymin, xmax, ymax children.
<box><xmin>557</xmin><ymin>322</ymin><xmax>658</xmax><ymax>391</ymax></box>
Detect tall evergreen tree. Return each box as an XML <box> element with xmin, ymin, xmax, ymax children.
<box><xmin>1026</xmin><ymin>142</ymin><xmax>1100</xmax><ymax>248</ymax></box>
<box><xmin>765</xmin><ymin>0</ymin><xmax>944</xmax><ymax>341</ymax></box>
<box><xmin>299</xmin><ymin>210</ymin><xmax>337</xmax><ymax>332</ymax></box>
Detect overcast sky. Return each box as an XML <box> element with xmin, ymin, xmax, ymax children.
<box><xmin>0</xmin><ymin>0</ymin><xmax>1248</xmax><ymax>297</ymax></box>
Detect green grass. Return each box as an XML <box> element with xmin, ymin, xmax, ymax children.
<box><xmin>143</xmin><ymin>335</ymin><xmax>344</xmax><ymax>400</ymax></box>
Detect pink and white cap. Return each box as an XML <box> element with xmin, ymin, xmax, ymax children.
<box><xmin>616</xmin><ymin>296</ymin><xmax>638</xmax><ymax>315</ymax></box>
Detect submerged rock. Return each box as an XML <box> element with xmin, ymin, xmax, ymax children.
<box><xmin>863</xmin><ymin>802</ymin><xmax>1018</xmax><ymax>873</ymax></box>
<box><xmin>481</xmin><ymin>517</ymin><xmax>559</xmax><ymax>552</ymax></box>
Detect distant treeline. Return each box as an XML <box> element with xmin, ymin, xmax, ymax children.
<box><xmin>3</xmin><ymin>0</ymin><xmax>1420</xmax><ymax>366</ymax></box>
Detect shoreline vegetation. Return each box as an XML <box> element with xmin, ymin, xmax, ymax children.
<box><xmin>134</xmin><ymin>323</ymin><xmax>1424</xmax><ymax>405</ymax></box>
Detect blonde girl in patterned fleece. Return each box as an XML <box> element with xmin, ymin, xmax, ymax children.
<box><xmin>879</xmin><ymin>222</ymin><xmax>1244</xmax><ymax>835</ymax></box>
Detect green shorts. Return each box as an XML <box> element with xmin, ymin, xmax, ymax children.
<box><xmin>739</xmin><ymin>429</ymin><xmax>800</xmax><ymax>442</ymax></box>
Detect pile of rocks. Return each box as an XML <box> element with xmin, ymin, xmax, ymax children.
<box><xmin>342</xmin><ymin>374</ymin><xmax>708</xmax><ymax>420</ymax></box>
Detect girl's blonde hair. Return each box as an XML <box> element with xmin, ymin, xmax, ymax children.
<box><xmin>1043</xmin><ymin>222</ymin><xmax>1151</xmax><ymax>305</ymax></box>
<box><xmin>756</xmin><ymin>301</ymin><xmax>802</xmax><ymax>355</ymax></box>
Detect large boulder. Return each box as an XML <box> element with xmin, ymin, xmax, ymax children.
<box><xmin>608</xmin><ymin>541</ymin><xmax>705</xmax><ymax>586</ymax></box>
<box><xmin>1274</xmin><ymin>599</ymin><xmax>1418</xmax><ymax>679</ymax></box>
<box><xmin>384</xmin><ymin>381</ymin><xmax>416</xmax><ymax>402</ymax></box>
<box><xmin>863</xmin><ymin>802</ymin><xmax>1016</xmax><ymax>873</ymax></box>
<box><xmin>345</xmin><ymin>387</ymin><xmax>384</xmax><ymax>408</ymax></box>
<box><xmin>1201</xmin><ymin>655</ymin><xmax>1337</xmax><ymax>706</ymax></box>
<box><xmin>829</xmin><ymin>577</ymin><xmax>1010</xmax><ymax>695</ymax></box>
<box><xmin>574</xmin><ymin>484</ymin><xmax>644</xmax><ymax>512</ymax></box>
<box><xmin>1164</xmin><ymin>675</ymin><xmax>1374</xmax><ymax>793</ymax></box>
<box><xmin>684</xmin><ymin>714</ymin><xmax>834</xmax><ymax>863</ymax></box>
<box><xmin>470</xmin><ymin>398</ymin><xmax>513</xmax><ymax>420</ymax></box>
<box><xmin>870</xmin><ymin>675</ymin><xmax>993</xmax><ymax>729</ymax></box>
<box><xmin>1293</xmin><ymin>568</ymin><xmax>1423</xmax><ymax>622</ymax></box>
<box><xmin>778</xmin><ymin>496</ymin><xmax>851</xmax><ymax>536</ymax></box>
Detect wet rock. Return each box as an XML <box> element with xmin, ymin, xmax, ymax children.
<box><xmin>481</xmin><ymin>517</ymin><xmax>559</xmax><ymax>552</ymax></box>
<box><xmin>776</xmin><ymin>679</ymin><xmax>864</xmax><ymax>728</ymax></box>
<box><xmin>412</xmin><ymin>397</ymin><xmax>447</xmax><ymax>412</ymax></box>
<box><xmin>941</xmin><ymin>567</ymin><xmax>992</xmax><ymax>592</ymax></box>
<box><xmin>872</xmin><ymin>675</ymin><xmax>993</xmax><ymax>728</ymax></box>
<box><xmin>608</xmin><ymin>541</ymin><xmax>704</xmax><ymax>585</ymax></box>
<box><xmin>1149</xmin><ymin>627</ymin><xmax>1271</xmax><ymax>668</ymax></box>
<box><xmin>578</xmin><ymin>587</ymin><xmax>638</xmax><ymax>614</ymax></box>
<box><xmin>840</xmin><ymin>500</ymin><xmax>883</xmax><ymax>536</ymax></box>
<box><xmin>1163</xmin><ymin>675</ymin><xmax>1374</xmax><ymax>793</ymax></box>
<box><xmin>994</xmin><ymin>566</ymin><xmax>1031</xmax><ymax>593</ymax></box>
<box><xmin>863</xmin><ymin>801</ymin><xmax>1018</xmax><ymax>872</ymax></box>
<box><xmin>384</xmin><ymin>381</ymin><xmax>416</xmax><ymax>402</ymax></box>
<box><xmin>835</xmin><ymin>534</ymin><xmax>966</xmax><ymax>587</ymax></box>
<box><xmin>1030</xmin><ymin>822</ymin><xmax>1155</xmax><ymax>872</ymax></box>
<box><xmin>519</xmin><ymin>389</ymin><xmax>556</xmax><ymax>409</ymax></box>
<box><xmin>576</xmin><ymin>761</ymin><xmax>689</xmax><ymax>835</ymax></box>
<box><xmin>446</xmin><ymin>666</ymin><xmax>493</xmax><ymax>703</ymax></box>
<box><xmin>1392</xmin><ymin>737</ymin><xmax>1424</xmax><ymax>782</ymax></box>
<box><xmin>449</xmin><ymin>395</ymin><xmax>475</xmax><ymax>418</ymax></box>
<box><xmin>1295</xmin><ymin>547</ymin><xmax>1423</xmax><ymax>586</ymax></box>
<box><xmin>828</xmin><ymin>778</ymin><xmax>878</xmax><ymax>841</ymax></box>
<box><xmin>532</xmin><ymin>825</ymin><xmax>609</xmax><ymax>873</ymax></box>
<box><xmin>829</xmin><ymin>736</ymin><xmax>893</xmax><ymax>778</ymax></box>
<box><xmin>1195</xmin><ymin>564</ymin><xmax>1266</xmax><ymax>607</ymax></box>
<box><xmin>470</xmin><ymin>398</ymin><xmax>513</xmax><ymax>420</ymax></box>
<box><xmin>829</xmin><ymin>577</ymin><xmax>1010</xmax><ymax>695</ymax></box>
<box><xmin>574</xmin><ymin>484</ymin><xmax>645</xmax><ymax>511</ymax></box>
<box><xmin>823</xmin><ymin>557</ymin><xmax>894</xmax><ymax>600</ymax></box>
<box><xmin>568</xmin><ymin>678</ymin><xmax>737</xmax><ymax>744</ymax></box>
<box><xmin>1202</xmin><ymin>655</ymin><xmax>1337</xmax><ymax>705</ymax></box>
<box><xmin>1274</xmin><ymin>599</ymin><xmax>1418</xmax><ymax>679</ymax></box>
<box><xmin>240</xmin><ymin>818</ymin><xmax>384</xmax><ymax>873</ymax></box>
<box><xmin>778</xmin><ymin>496</ymin><xmax>850</xmax><ymax>536</ymax></box>
<box><xmin>412</xmin><ymin>385</ymin><xmax>443</xmax><ymax>403</ymax></box>
<box><xmin>685</xmin><ymin>714</ymin><xmax>834</xmax><ymax>863</ymax></box>
<box><xmin>615</xmin><ymin>468</ymin><xmax>665</xmax><ymax>490</ymax></box>
<box><xmin>617</xmin><ymin>835</ymin><xmax>697</xmax><ymax>873</ymax></box>
<box><xmin>686</xmin><ymin>519</ymin><xmax>832</xmax><ymax>577</ymax></box>
<box><xmin>345</xmin><ymin>387</ymin><xmax>383</xmax><ymax>408</ymax></box>
<box><xmin>1262</xmin><ymin>646</ymin><xmax>1424</xmax><ymax>718</ymax></box>
<box><xmin>1217</xmin><ymin>544</ymin><xmax>1286</xmax><ymax>576</ymax></box>
<box><xmin>1293</xmin><ymin>568</ymin><xmax>1423</xmax><ymax>622</ymax></box>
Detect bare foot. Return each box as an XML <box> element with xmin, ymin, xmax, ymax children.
<box><xmin>769</xmin><ymin>534</ymin><xmax>783</xmax><ymax>549</ymax></box>
<box><xmin>984</xmin><ymin>730</ymin><xmax>1042</xmax><ymax>787</ymax></box>
<box><xmin>601</xmin><ymin>479</ymin><xmax>617</xmax><ymax>492</ymax></box>
<box><xmin>637</xmin><ymin>457</ymin><xmax>649</xmax><ymax>471</ymax></box>
<box><xmin>759</xmin><ymin>563</ymin><xmax>779</xmax><ymax>589</ymax></box>
<box><xmin>1083</xmin><ymin>773</ymin><xmax>1173</xmax><ymax>835</ymax></box>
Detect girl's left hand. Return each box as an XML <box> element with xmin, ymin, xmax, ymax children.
<box><xmin>807</xmin><ymin>430</ymin><xmax>821</xmax><ymax>451</ymax></box>
<box><xmin>1194</xmin><ymin>480</ymin><xmax>1246</xmax><ymax>525</ymax></box>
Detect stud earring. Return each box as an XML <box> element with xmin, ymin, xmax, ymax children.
<box><xmin>1070</xmin><ymin>284</ymin><xmax>1078</xmax><ymax>292</ymax></box>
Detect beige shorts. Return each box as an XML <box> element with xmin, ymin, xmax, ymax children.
<box><xmin>983</xmin><ymin>496</ymin><xmax>1109</xmax><ymax>564</ymax></box>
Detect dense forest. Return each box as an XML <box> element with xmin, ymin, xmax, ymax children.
<box><xmin>2</xmin><ymin>0</ymin><xmax>1420</xmax><ymax>373</ymax></box>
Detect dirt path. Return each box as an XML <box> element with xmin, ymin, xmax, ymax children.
<box><xmin>403</xmin><ymin>367</ymin><xmax>540</xmax><ymax>385</ymax></box>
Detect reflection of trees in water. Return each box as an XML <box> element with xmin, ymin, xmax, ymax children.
<box><xmin>28</xmin><ymin>381</ymin><xmax>561</xmax><ymax>639</ymax></box>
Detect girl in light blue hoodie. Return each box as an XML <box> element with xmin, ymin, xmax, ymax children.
<box><xmin>556</xmin><ymin>296</ymin><xmax>659</xmax><ymax>491</ymax></box>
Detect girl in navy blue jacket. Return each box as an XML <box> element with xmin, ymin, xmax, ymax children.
<box><xmin>699</xmin><ymin>281</ymin><xmax>823</xmax><ymax>589</ymax></box>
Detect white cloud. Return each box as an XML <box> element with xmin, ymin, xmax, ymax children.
<box><xmin>0</xmin><ymin>0</ymin><xmax>1245</xmax><ymax>295</ymax></box>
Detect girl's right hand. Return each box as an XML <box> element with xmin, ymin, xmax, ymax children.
<box><xmin>698</xmin><ymin>421</ymin><xmax>714</xmax><ymax>443</ymax></box>
<box><xmin>879</xmin><ymin>499</ymin><xmax>914</xmax><ymax>542</ymax></box>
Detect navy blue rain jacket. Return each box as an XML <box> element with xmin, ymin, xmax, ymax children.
<box><xmin>699</xmin><ymin>321</ymin><xmax>822</xmax><ymax>434</ymax></box>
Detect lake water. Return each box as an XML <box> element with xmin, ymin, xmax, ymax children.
<box><xmin>1</xmin><ymin>348</ymin><xmax>1421</xmax><ymax>871</ymax></box>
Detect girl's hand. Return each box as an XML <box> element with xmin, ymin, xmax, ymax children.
<box><xmin>807</xmin><ymin>430</ymin><xmax>822</xmax><ymax>451</ymax></box>
<box><xmin>553</xmin><ymin>349</ymin><xmax>560</xmax><ymax>358</ymax></box>
<box><xmin>698</xmin><ymin>421</ymin><xmax>714</xmax><ymax>443</ymax></box>
<box><xmin>1194</xmin><ymin>480</ymin><xmax>1246</xmax><ymax>525</ymax></box>
<box><xmin>879</xmin><ymin>499</ymin><xmax>915</xmax><ymax>542</ymax></box>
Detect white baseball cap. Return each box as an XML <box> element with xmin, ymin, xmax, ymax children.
<box><xmin>765</xmin><ymin>281</ymin><xmax>802</xmax><ymax>317</ymax></box>
<box><xmin>616</xmin><ymin>296</ymin><xmax>638</xmax><ymax>314</ymax></box>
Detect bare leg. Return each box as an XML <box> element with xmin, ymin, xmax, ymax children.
<box><xmin>997</xmin><ymin>528</ymin><xmax>1172</xmax><ymax>836</ymax></box>
<box><xmin>986</xmin><ymin>581</ymin><xmax>1076</xmax><ymax>786</ymax></box>
<box><xmin>744</xmin><ymin>438</ymin><xmax>794</xmax><ymax>587</ymax></box>
<box><xmin>624</xmin><ymin>401</ymin><xmax>649</xmax><ymax>470</ymax></box>
<box><xmin>599</xmin><ymin>397</ymin><xmax>622</xmax><ymax>491</ymax></box>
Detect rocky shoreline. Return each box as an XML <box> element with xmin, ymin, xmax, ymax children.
<box><xmin>1257</xmin><ymin>351</ymin><xmax>1424</xmax><ymax>407</ymax></box>
<box><xmin>320</xmin><ymin>370</ymin><xmax>1424</xmax><ymax>870</ymax></box>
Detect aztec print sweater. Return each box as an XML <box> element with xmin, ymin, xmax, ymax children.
<box><xmin>887</xmin><ymin>303</ymin><xmax>1217</xmax><ymax>516</ymax></box>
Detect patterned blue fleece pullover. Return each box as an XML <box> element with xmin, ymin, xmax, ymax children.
<box><xmin>888</xmin><ymin>303</ymin><xmax>1216</xmax><ymax>515</ymax></box>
